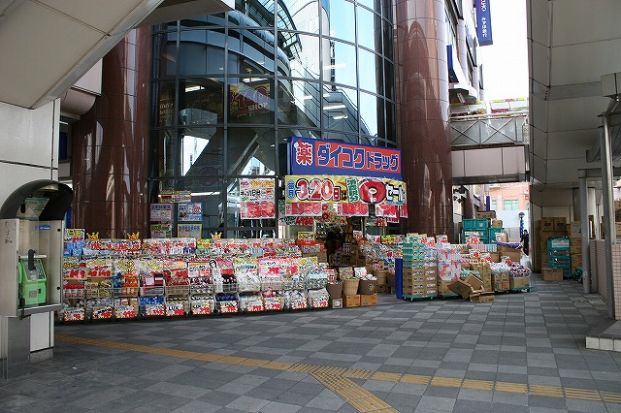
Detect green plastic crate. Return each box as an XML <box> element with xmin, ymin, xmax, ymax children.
<box><xmin>463</xmin><ymin>219</ymin><xmax>490</xmax><ymax>231</ymax></box>
<box><xmin>488</xmin><ymin>228</ymin><xmax>505</xmax><ymax>244</ymax></box>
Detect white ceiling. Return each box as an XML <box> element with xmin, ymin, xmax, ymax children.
<box><xmin>528</xmin><ymin>0</ymin><xmax>621</xmax><ymax>189</ymax></box>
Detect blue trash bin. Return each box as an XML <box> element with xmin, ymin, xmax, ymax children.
<box><xmin>395</xmin><ymin>258</ymin><xmax>403</xmax><ymax>299</ymax></box>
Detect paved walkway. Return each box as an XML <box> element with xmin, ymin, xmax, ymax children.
<box><xmin>2</xmin><ymin>276</ymin><xmax>621</xmax><ymax>413</ymax></box>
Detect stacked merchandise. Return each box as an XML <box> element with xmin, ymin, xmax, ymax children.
<box><xmin>509</xmin><ymin>263</ymin><xmax>531</xmax><ymax>291</ymax></box>
<box><xmin>534</xmin><ymin>217</ymin><xmax>567</xmax><ymax>272</ymax></box>
<box><xmin>568</xmin><ymin>222</ymin><xmax>582</xmax><ymax>276</ymax></box>
<box><xmin>61</xmin><ymin>235</ymin><xmax>344</xmax><ymax>321</ymax></box>
<box><xmin>355</xmin><ymin>267</ymin><xmax>378</xmax><ymax>306</ymax></box>
<box><xmin>491</xmin><ymin>261</ymin><xmax>511</xmax><ymax>292</ymax></box>
<box><xmin>401</xmin><ymin>236</ymin><xmax>437</xmax><ymax>300</ymax></box>
<box><xmin>470</xmin><ymin>261</ymin><xmax>493</xmax><ymax>292</ymax></box>
<box><xmin>462</xmin><ymin>218</ymin><xmax>490</xmax><ymax>244</ymax></box>
<box><xmin>437</xmin><ymin>245</ymin><xmax>461</xmax><ymax>297</ymax></box>
<box><xmin>360</xmin><ymin>241</ymin><xmax>398</xmax><ymax>293</ymax></box>
<box><xmin>489</xmin><ymin>219</ymin><xmax>507</xmax><ymax>243</ymax></box>
<box><xmin>547</xmin><ymin>237</ymin><xmax>570</xmax><ymax>279</ymax></box>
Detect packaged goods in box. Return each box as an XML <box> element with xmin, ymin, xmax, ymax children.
<box><xmin>491</xmin><ymin>219</ymin><xmax>503</xmax><ymax>228</ymax></box>
<box><xmin>343</xmin><ymin>294</ymin><xmax>361</xmax><ymax>307</ymax></box>
<box><xmin>448</xmin><ymin>276</ymin><xmax>484</xmax><ymax>299</ymax></box>
<box><xmin>470</xmin><ymin>263</ymin><xmax>492</xmax><ymax>291</ymax></box>
<box><xmin>330</xmin><ymin>298</ymin><xmax>343</xmax><ymax>308</ymax></box>
<box><xmin>500</xmin><ymin>251</ymin><xmax>521</xmax><ymax>264</ymax></box>
<box><xmin>376</xmin><ymin>284</ymin><xmax>387</xmax><ymax>294</ymax></box>
<box><xmin>358</xmin><ymin>279</ymin><xmax>377</xmax><ymax>295</ymax></box>
<box><xmin>476</xmin><ymin>210</ymin><xmax>496</xmax><ymax>219</ymax></box>
<box><xmin>326</xmin><ymin>282</ymin><xmax>343</xmax><ymax>299</ymax></box>
<box><xmin>568</xmin><ymin>222</ymin><xmax>581</xmax><ymax>238</ymax></box>
<box><xmin>543</xmin><ymin>268</ymin><xmax>563</xmax><ymax>281</ymax></box>
<box><xmin>510</xmin><ymin>275</ymin><xmax>530</xmax><ymax>290</ymax></box>
<box><xmin>437</xmin><ymin>280</ymin><xmax>458</xmax><ymax>297</ymax></box>
<box><xmin>553</xmin><ymin>217</ymin><xmax>567</xmax><ymax>232</ymax></box>
<box><xmin>491</xmin><ymin>262</ymin><xmax>511</xmax><ymax>292</ymax></box>
<box><xmin>539</xmin><ymin>219</ymin><xmax>555</xmax><ymax>232</ymax></box>
<box><xmin>360</xmin><ymin>294</ymin><xmax>378</xmax><ymax>306</ymax></box>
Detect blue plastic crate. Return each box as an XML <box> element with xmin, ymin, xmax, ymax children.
<box><xmin>463</xmin><ymin>219</ymin><xmax>490</xmax><ymax>231</ymax></box>
<box><xmin>488</xmin><ymin>228</ymin><xmax>504</xmax><ymax>243</ymax></box>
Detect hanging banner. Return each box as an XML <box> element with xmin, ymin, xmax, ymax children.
<box><xmin>475</xmin><ymin>0</ymin><xmax>493</xmax><ymax>46</ymax></box>
<box><xmin>150</xmin><ymin>203</ymin><xmax>173</xmax><ymax>222</ymax></box>
<box><xmin>289</xmin><ymin>137</ymin><xmax>401</xmax><ymax>179</ymax></box>
<box><xmin>284</xmin><ymin>175</ymin><xmax>406</xmax><ymax>205</ymax></box>
<box><xmin>159</xmin><ymin>190</ymin><xmax>192</xmax><ymax>203</ymax></box>
<box><xmin>240</xmin><ymin>178</ymin><xmax>276</xmax><ymax>219</ymax></box>
<box><xmin>177</xmin><ymin>223</ymin><xmax>202</xmax><ymax>239</ymax></box>
<box><xmin>177</xmin><ymin>202</ymin><xmax>202</xmax><ymax>221</ymax></box>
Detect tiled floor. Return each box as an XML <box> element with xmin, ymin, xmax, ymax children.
<box><xmin>2</xmin><ymin>276</ymin><xmax>621</xmax><ymax>413</ymax></box>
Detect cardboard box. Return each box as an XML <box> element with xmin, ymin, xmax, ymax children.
<box><xmin>568</xmin><ymin>222</ymin><xmax>581</xmax><ymax>238</ymax></box>
<box><xmin>489</xmin><ymin>252</ymin><xmax>500</xmax><ymax>263</ymax></box>
<box><xmin>343</xmin><ymin>295</ymin><xmax>361</xmax><ymax>307</ymax></box>
<box><xmin>360</xmin><ymin>294</ymin><xmax>378</xmax><ymax>306</ymax></box>
<box><xmin>448</xmin><ymin>276</ymin><xmax>485</xmax><ymax>299</ymax></box>
<box><xmin>376</xmin><ymin>284</ymin><xmax>387</xmax><ymax>294</ymax></box>
<box><xmin>470</xmin><ymin>292</ymin><xmax>495</xmax><ymax>303</ymax></box>
<box><xmin>500</xmin><ymin>251</ymin><xmax>522</xmax><ymax>264</ymax></box>
<box><xmin>470</xmin><ymin>263</ymin><xmax>492</xmax><ymax>291</ymax></box>
<box><xmin>437</xmin><ymin>280</ymin><xmax>458</xmax><ymax>297</ymax></box>
<box><xmin>358</xmin><ymin>279</ymin><xmax>377</xmax><ymax>295</ymax></box>
<box><xmin>543</xmin><ymin>268</ymin><xmax>563</xmax><ymax>281</ymax></box>
<box><xmin>330</xmin><ymin>298</ymin><xmax>343</xmax><ymax>308</ymax></box>
<box><xmin>540</xmin><ymin>219</ymin><xmax>555</xmax><ymax>232</ymax></box>
<box><xmin>493</xmin><ymin>273</ymin><xmax>510</xmax><ymax>292</ymax></box>
<box><xmin>510</xmin><ymin>275</ymin><xmax>530</xmax><ymax>290</ymax></box>
<box><xmin>477</xmin><ymin>210</ymin><xmax>497</xmax><ymax>219</ymax></box>
<box><xmin>491</xmin><ymin>219</ymin><xmax>503</xmax><ymax>228</ymax></box>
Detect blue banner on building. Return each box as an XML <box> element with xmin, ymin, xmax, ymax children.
<box><xmin>288</xmin><ymin>137</ymin><xmax>402</xmax><ymax>180</ymax></box>
<box><xmin>476</xmin><ymin>0</ymin><xmax>493</xmax><ymax>46</ymax></box>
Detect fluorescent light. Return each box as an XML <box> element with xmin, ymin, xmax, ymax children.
<box><xmin>191</xmin><ymin>191</ymin><xmax>221</xmax><ymax>196</ymax></box>
<box><xmin>324</xmin><ymin>104</ymin><xmax>346</xmax><ymax>111</ymax></box>
<box><xmin>301</xmin><ymin>95</ymin><xmax>313</xmax><ymax>100</ymax></box>
<box><xmin>332</xmin><ymin>115</ymin><xmax>348</xmax><ymax>120</ymax></box>
<box><xmin>323</xmin><ymin>93</ymin><xmax>331</xmax><ymax>97</ymax></box>
<box><xmin>185</xmin><ymin>85</ymin><xmax>203</xmax><ymax>92</ymax></box>
<box><xmin>242</xmin><ymin>77</ymin><xmax>267</xmax><ymax>83</ymax></box>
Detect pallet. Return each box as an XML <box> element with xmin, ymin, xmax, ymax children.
<box><xmin>402</xmin><ymin>294</ymin><xmax>437</xmax><ymax>302</ymax></box>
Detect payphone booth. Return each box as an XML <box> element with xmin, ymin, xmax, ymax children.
<box><xmin>0</xmin><ymin>180</ymin><xmax>72</xmax><ymax>379</ymax></box>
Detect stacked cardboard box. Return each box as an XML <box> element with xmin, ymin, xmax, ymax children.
<box><xmin>568</xmin><ymin>222</ymin><xmax>582</xmax><ymax>273</ymax></box>
<box><xmin>470</xmin><ymin>262</ymin><xmax>493</xmax><ymax>292</ymax></box>
<box><xmin>534</xmin><ymin>217</ymin><xmax>568</xmax><ymax>272</ymax></box>
<box><xmin>402</xmin><ymin>240</ymin><xmax>437</xmax><ymax>298</ymax></box>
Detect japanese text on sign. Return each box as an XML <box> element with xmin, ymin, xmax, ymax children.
<box><xmin>289</xmin><ymin>137</ymin><xmax>401</xmax><ymax>179</ymax></box>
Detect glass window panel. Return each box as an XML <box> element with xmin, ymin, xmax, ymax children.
<box><xmin>154</xmin><ymin>32</ymin><xmax>177</xmax><ymax>78</ymax></box>
<box><xmin>385</xmin><ymin>101</ymin><xmax>396</xmax><ymax>142</ymax></box>
<box><xmin>384</xmin><ymin>60</ymin><xmax>394</xmax><ymax>100</ymax></box>
<box><xmin>178</xmin><ymin>78</ymin><xmax>224</xmax><ymax>126</ymax></box>
<box><xmin>278</xmin><ymin>128</ymin><xmax>321</xmax><ymax>145</ymax></box>
<box><xmin>323</xmin><ymin>0</ymin><xmax>355</xmax><ymax>43</ymax></box>
<box><xmin>227</xmin><ymin>127</ymin><xmax>276</xmax><ymax>176</ymax></box>
<box><xmin>227</xmin><ymin>228</ymin><xmax>277</xmax><ymax>238</ymax></box>
<box><xmin>228</xmin><ymin>29</ymin><xmax>276</xmax><ymax>75</ymax></box>
<box><xmin>357</xmin><ymin>8</ymin><xmax>381</xmax><ymax>52</ymax></box>
<box><xmin>322</xmin><ymin>85</ymin><xmax>358</xmax><ymax>133</ymax></box>
<box><xmin>175</xmin><ymin>176</ymin><xmax>225</xmax><ymax>229</ymax></box>
<box><xmin>179</xmin><ymin>128</ymin><xmax>224</xmax><ymax>176</ymax></box>
<box><xmin>383</xmin><ymin>21</ymin><xmax>393</xmax><ymax>60</ymax></box>
<box><xmin>227</xmin><ymin>178</ymin><xmax>277</xmax><ymax>229</ymax></box>
<box><xmin>277</xmin><ymin>32</ymin><xmax>320</xmax><ymax>80</ymax></box>
<box><xmin>230</xmin><ymin>0</ymin><xmax>275</xmax><ymax>27</ymax></box>
<box><xmin>228</xmin><ymin>77</ymin><xmax>275</xmax><ymax>124</ymax></box>
<box><xmin>153</xmin><ymin>130</ymin><xmax>176</xmax><ymax>178</ymax></box>
<box><xmin>323</xmin><ymin>40</ymin><xmax>357</xmax><ymax>87</ymax></box>
<box><xmin>360</xmin><ymin>136</ymin><xmax>381</xmax><ymax>147</ymax></box>
<box><xmin>177</xmin><ymin>29</ymin><xmax>226</xmax><ymax>75</ymax></box>
<box><xmin>156</xmin><ymin>81</ymin><xmax>176</xmax><ymax>127</ymax></box>
<box><xmin>359</xmin><ymin>92</ymin><xmax>384</xmax><ymax>138</ymax></box>
<box><xmin>277</xmin><ymin>78</ymin><xmax>321</xmax><ymax>128</ymax></box>
<box><xmin>179</xmin><ymin>14</ymin><xmax>226</xmax><ymax>29</ymax></box>
<box><xmin>324</xmin><ymin>131</ymin><xmax>358</xmax><ymax>143</ymax></box>
<box><xmin>277</xmin><ymin>0</ymin><xmax>319</xmax><ymax>33</ymax></box>
<box><xmin>357</xmin><ymin>0</ymin><xmax>380</xmax><ymax>13</ymax></box>
<box><xmin>154</xmin><ymin>22</ymin><xmax>178</xmax><ymax>32</ymax></box>
<box><xmin>382</xmin><ymin>0</ymin><xmax>392</xmax><ymax>22</ymax></box>
<box><xmin>358</xmin><ymin>49</ymin><xmax>383</xmax><ymax>95</ymax></box>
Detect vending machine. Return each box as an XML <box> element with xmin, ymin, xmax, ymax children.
<box><xmin>0</xmin><ymin>180</ymin><xmax>72</xmax><ymax>379</ymax></box>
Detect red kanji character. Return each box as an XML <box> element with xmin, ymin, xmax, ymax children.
<box><xmin>294</xmin><ymin>141</ymin><xmax>313</xmax><ymax>166</ymax></box>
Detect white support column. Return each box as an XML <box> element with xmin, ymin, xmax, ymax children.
<box><xmin>579</xmin><ymin>176</ymin><xmax>590</xmax><ymax>293</ymax></box>
<box><xmin>601</xmin><ymin>115</ymin><xmax>616</xmax><ymax>319</ymax></box>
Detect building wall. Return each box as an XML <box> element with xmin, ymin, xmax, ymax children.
<box><xmin>0</xmin><ymin>100</ymin><xmax>59</xmax><ymax>208</ymax></box>
<box><xmin>395</xmin><ymin>0</ymin><xmax>453</xmax><ymax>238</ymax></box>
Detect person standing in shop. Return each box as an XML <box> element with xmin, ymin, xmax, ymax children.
<box><xmin>521</xmin><ymin>229</ymin><xmax>530</xmax><ymax>256</ymax></box>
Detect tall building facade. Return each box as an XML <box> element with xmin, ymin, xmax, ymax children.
<box><xmin>69</xmin><ymin>0</ymin><xmax>479</xmax><ymax>239</ymax></box>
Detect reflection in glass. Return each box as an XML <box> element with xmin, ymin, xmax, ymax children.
<box><xmin>323</xmin><ymin>40</ymin><xmax>356</xmax><ymax>87</ymax></box>
<box><xmin>277</xmin><ymin>78</ymin><xmax>320</xmax><ymax>128</ymax></box>
<box><xmin>356</xmin><ymin>0</ymin><xmax>379</xmax><ymax>13</ymax></box>
<box><xmin>230</xmin><ymin>1</ymin><xmax>275</xmax><ymax>27</ymax></box>
<box><xmin>385</xmin><ymin>101</ymin><xmax>396</xmax><ymax>142</ymax></box>
<box><xmin>324</xmin><ymin>131</ymin><xmax>358</xmax><ymax>143</ymax></box>
<box><xmin>278</xmin><ymin>128</ymin><xmax>321</xmax><ymax>146</ymax></box>
<box><xmin>277</xmin><ymin>0</ymin><xmax>319</xmax><ymax>33</ymax></box>
<box><xmin>157</xmin><ymin>81</ymin><xmax>176</xmax><ymax>127</ymax></box>
<box><xmin>227</xmin><ymin>127</ymin><xmax>276</xmax><ymax>176</ymax></box>
<box><xmin>358</xmin><ymin>49</ymin><xmax>383</xmax><ymax>95</ymax></box>
<box><xmin>178</xmin><ymin>29</ymin><xmax>226</xmax><ymax>75</ymax></box>
<box><xmin>357</xmin><ymin>7</ymin><xmax>381</xmax><ymax>52</ymax></box>
<box><xmin>179</xmin><ymin>13</ymin><xmax>226</xmax><ymax>29</ymax></box>
<box><xmin>383</xmin><ymin>21</ymin><xmax>393</xmax><ymax>60</ymax></box>
<box><xmin>322</xmin><ymin>85</ymin><xmax>358</xmax><ymax>133</ymax></box>
<box><xmin>359</xmin><ymin>92</ymin><xmax>384</xmax><ymax>138</ymax></box>
<box><xmin>322</xmin><ymin>0</ymin><xmax>355</xmax><ymax>43</ymax></box>
<box><xmin>178</xmin><ymin>78</ymin><xmax>224</xmax><ymax>125</ymax></box>
<box><xmin>228</xmin><ymin>29</ymin><xmax>275</xmax><ymax>74</ymax></box>
<box><xmin>277</xmin><ymin>32</ymin><xmax>320</xmax><ymax>79</ymax></box>
<box><xmin>154</xmin><ymin>130</ymin><xmax>175</xmax><ymax>177</ymax></box>
<box><xmin>155</xmin><ymin>32</ymin><xmax>177</xmax><ymax>78</ymax></box>
<box><xmin>384</xmin><ymin>60</ymin><xmax>394</xmax><ymax>100</ymax></box>
<box><xmin>176</xmin><ymin>176</ymin><xmax>224</xmax><ymax>229</ymax></box>
<box><xmin>228</xmin><ymin>77</ymin><xmax>274</xmax><ymax>124</ymax></box>
<box><xmin>179</xmin><ymin>128</ymin><xmax>224</xmax><ymax>176</ymax></box>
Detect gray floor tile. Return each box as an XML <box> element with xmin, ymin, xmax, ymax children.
<box><xmin>226</xmin><ymin>395</ymin><xmax>270</xmax><ymax>412</ymax></box>
<box><xmin>260</xmin><ymin>401</ymin><xmax>302</xmax><ymax>413</ymax></box>
<box><xmin>305</xmin><ymin>389</ymin><xmax>345</xmax><ymax>411</ymax></box>
<box><xmin>417</xmin><ymin>395</ymin><xmax>456</xmax><ymax>412</ymax></box>
<box><xmin>451</xmin><ymin>399</ymin><xmax>492</xmax><ymax>413</ymax></box>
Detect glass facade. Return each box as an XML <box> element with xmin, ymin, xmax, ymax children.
<box><xmin>150</xmin><ymin>0</ymin><xmax>395</xmax><ymax>238</ymax></box>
